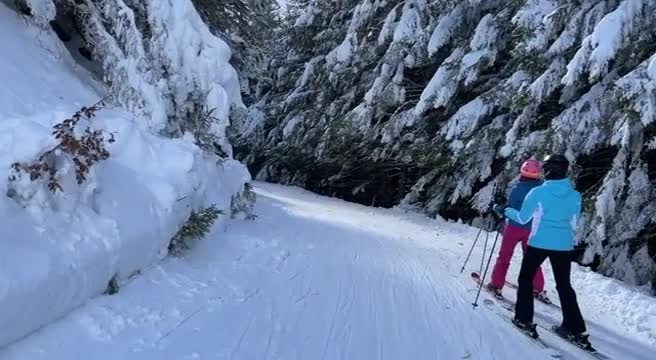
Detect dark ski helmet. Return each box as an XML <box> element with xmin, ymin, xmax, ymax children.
<box><xmin>543</xmin><ymin>154</ymin><xmax>569</xmax><ymax>180</ymax></box>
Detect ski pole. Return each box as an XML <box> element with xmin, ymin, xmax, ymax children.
<box><xmin>460</xmin><ymin>226</ymin><xmax>484</xmax><ymax>273</ymax></box>
<box><xmin>472</xmin><ymin>228</ymin><xmax>501</xmax><ymax>309</ymax></box>
<box><xmin>472</xmin><ymin>230</ymin><xmax>490</xmax><ymax>308</ymax></box>
<box><xmin>478</xmin><ymin>214</ymin><xmax>497</xmax><ymax>274</ymax></box>
<box><xmin>479</xmin><ymin>230</ymin><xmax>490</xmax><ymax>275</ymax></box>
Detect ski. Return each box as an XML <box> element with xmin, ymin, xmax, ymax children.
<box><xmin>472</xmin><ymin>272</ymin><xmax>564</xmax><ymax>358</ymax></box>
<box><xmin>480</xmin><ymin>298</ymin><xmax>564</xmax><ymax>358</ymax></box>
<box><xmin>499</xmin><ymin>302</ymin><xmax>610</xmax><ymax>359</ymax></box>
<box><xmin>471</xmin><ymin>271</ymin><xmax>559</xmax><ymax>308</ymax></box>
<box><xmin>538</xmin><ymin>324</ymin><xmax>612</xmax><ymax>360</ymax></box>
<box><xmin>497</xmin><ymin>278</ymin><xmax>557</xmax><ymax>307</ymax></box>
<box><xmin>472</xmin><ymin>272</ymin><xmax>611</xmax><ymax>360</ymax></box>
<box><xmin>471</xmin><ymin>271</ymin><xmax>509</xmax><ymax>304</ymax></box>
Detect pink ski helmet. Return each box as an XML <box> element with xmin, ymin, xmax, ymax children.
<box><xmin>520</xmin><ymin>159</ymin><xmax>543</xmax><ymax>179</ymax></box>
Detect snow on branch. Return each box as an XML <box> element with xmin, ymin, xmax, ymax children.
<box><xmin>393</xmin><ymin>0</ymin><xmax>425</xmax><ymax>43</ymax></box>
<box><xmin>648</xmin><ymin>137</ymin><xmax>656</xmax><ymax>150</ymax></box>
<box><xmin>427</xmin><ymin>3</ymin><xmax>463</xmax><ymax>56</ymax></box>
<box><xmin>511</xmin><ymin>0</ymin><xmax>559</xmax><ymax>53</ymax></box>
<box><xmin>563</xmin><ymin>0</ymin><xmax>648</xmax><ymax>85</ymax></box>
<box><xmin>529</xmin><ymin>58</ymin><xmax>566</xmax><ymax>102</ymax></box>
<box><xmin>378</xmin><ymin>4</ymin><xmax>400</xmax><ymax>46</ymax></box>
<box><xmin>81</xmin><ymin>0</ymin><xmax>166</xmax><ymax>128</ymax></box>
<box><xmin>441</xmin><ymin>97</ymin><xmax>492</xmax><ymax>141</ymax></box>
<box><xmin>326</xmin><ymin>33</ymin><xmax>356</xmax><ymax>67</ymax></box>
<box><xmin>294</xmin><ymin>1</ymin><xmax>319</xmax><ymax>27</ymax></box>
<box><xmin>17</xmin><ymin>0</ymin><xmax>56</xmax><ymax>26</ymax></box>
<box><xmin>547</xmin><ymin>4</ymin><xmax>592</xmax><ymax>56</ymax></box>
<box><xmin>615</xmin><ymin>53</ymin><xmax>656</xmax><ymax>127</ymax></box>
<box><xmin>75</xmin><ymin>0</ymin><xmax>243</xmax><ymax>156</ymax></box>
<box><xmin>460</xmin><ymin>14</ymin><xmax>499</xmax><ymax>85</ymax></box>
<box><xmin>415</xmin><ymin>47</ymin><xmax>465</xmax><ymax>114</ymax></box>
<box><xmin>346</xmin><ymin>0</ymin><xmax>373</xmax><ymax>35</ymax></box>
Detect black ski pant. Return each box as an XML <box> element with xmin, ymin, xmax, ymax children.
<box><xmin>514</xmin><ymin>246</ymin><xmax>586</xmax><ymax>334</ymax></box>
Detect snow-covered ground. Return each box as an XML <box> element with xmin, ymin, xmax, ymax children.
<box><xmin>0</xmin><ymin>1</ymin><xmax>248</xmax><ymax>348</ymax></box>
<box><xmin>2</xmin><ymin>183</ymin><xmax>653</xmax><ymax>359</ymax></box>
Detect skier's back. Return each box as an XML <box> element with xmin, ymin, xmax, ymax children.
<box><xmin>501</xmin><ymin>154</ymin><xmax>590</xmax><ymax>347</ymax></box>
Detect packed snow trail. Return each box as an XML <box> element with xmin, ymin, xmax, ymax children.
<box><xmin>3</xmin><ymin>183</ymin><xmax>654</xmax><ymax>359</ymax></box>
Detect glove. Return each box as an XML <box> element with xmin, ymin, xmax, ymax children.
<box><xmin>492</xmin><ymin>204</ymin><xmax>507</xmax><ymax>218</ymax></box>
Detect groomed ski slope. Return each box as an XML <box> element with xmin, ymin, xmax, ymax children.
<box><xmin>3</xmin><ymin>183</ymin><xmax>655</xmax><ymax>359</ymax></box>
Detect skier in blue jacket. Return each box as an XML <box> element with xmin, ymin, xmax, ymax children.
<box><xmin>495</xmin><ymin>154</ymin><xmax>591</xmax><ymax>348</ymax></box>
<box><xmin>487</xmin><ymin>159</ymin><xmax>547</xmax><ymax>301</ymax></box>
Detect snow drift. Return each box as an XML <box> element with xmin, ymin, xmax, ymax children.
<box><xmin>0</xmin><ymin>2</ymin><xmax>250</xmax><ymax>348</ymax></box>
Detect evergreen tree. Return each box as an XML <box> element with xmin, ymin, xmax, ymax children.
<box><xmin>192</xmin><ymin>0</ymin><xmax>281</xmax><ymax>104</ymax></box>
<box><xmin>20</xmin><ymin>0</ymin><xmax>249</xmax><ymax>158</ymax></box>
<box><xmin>236</xmin><ymin>0</ymin><xmax>656</xmax><ymax>286</ymax></box>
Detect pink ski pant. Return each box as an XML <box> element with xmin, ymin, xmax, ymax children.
<box><xmin>490</xmin><ymin>224</ymin><xmax>545</xmax><ymax>292</ymax></box>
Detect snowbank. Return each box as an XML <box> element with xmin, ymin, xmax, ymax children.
<box><xmin>0</xmin><ymin>3</ymin><xmax>250</xmax><ymax>347</ymax></box>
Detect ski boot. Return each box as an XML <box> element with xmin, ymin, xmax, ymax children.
<box><xmin>486</xmin><ymin>283</ymin><xmax>504</xmax><ymax>300</ymax></box>
<box><xmin>551</xmin><ymin>326</ymin><xmax>595</xmax><ymax>351</ymax></box>
<box><xmin>533</xmin><ymin>290</ymin><xmax>553</xmax><ymax>305</ymax></box>
<box><xmin>512</xmin><ymin>318</ymin><xmax>539</xmax><ymax>338</ymax></box>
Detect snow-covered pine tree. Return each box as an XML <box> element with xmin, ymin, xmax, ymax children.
<box><xmin>284</xmin><ymin>0</ymin><xmax>309</xmax><ymax>19</ymax></box>
<box><xmin>236</xmin><ymin>0</ymin><xmax>656</xmax><ymax>286</ymax></box>
<box><xmin>12</xmin><ymin>0</ymin><xmax>257</xmax><ymax>232</ymax></box>
<box><xmin>192</xmin><ymin>0</ymin><xmax>281</xmax><ymax>105</ymax></box>
<box><xmin>19</xmin><ymin>0</ymin><xmax>247</xmax><ymax>158</ymax></box>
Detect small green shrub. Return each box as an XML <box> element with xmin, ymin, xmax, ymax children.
<box><xmin>169</xmin><ymin>205</ymin><xmax>223</xmax><ymax>256</ymax></box>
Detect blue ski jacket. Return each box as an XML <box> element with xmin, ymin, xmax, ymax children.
<box><xmin>504</xmin><ymin>178</ymin><xmax>582</xmax><ymax>251</ymax></box>
<box><xmin>506</xmin><ymin>177</ymin><xmax>543</xmax><ymax>229</ymax></box>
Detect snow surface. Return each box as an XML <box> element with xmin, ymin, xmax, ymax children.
<box><xmin>2</xmin><ymin>183</ymin><xmax>654</xmax><ymax>359</ymax></box>
<box><xmin>0</xmin><ymin>2</ymin><xmax>249</xmax><ymax>348</ymax></box>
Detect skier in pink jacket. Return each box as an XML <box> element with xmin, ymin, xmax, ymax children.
<box><xmin>486</xmin><ymin>159</ymin><xmax>550</xmax><ymax>303</ymax></box>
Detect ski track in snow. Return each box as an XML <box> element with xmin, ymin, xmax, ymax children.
<box><xmin>2</xmin><ymin>183</ymin><xmax>654</xmax><ymax>359</ymax></box>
